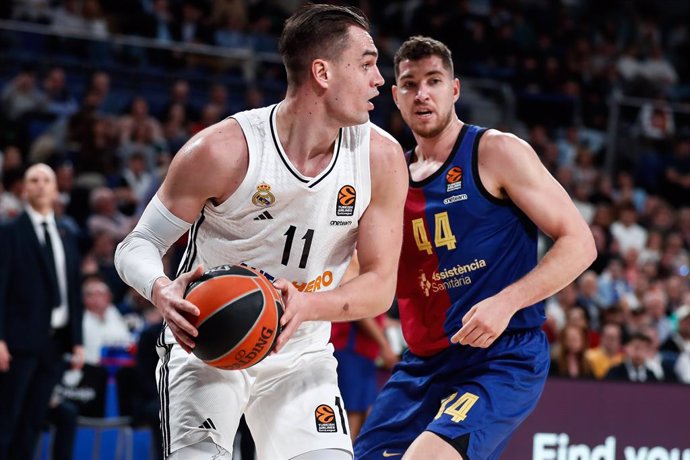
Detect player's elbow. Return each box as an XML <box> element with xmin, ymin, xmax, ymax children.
<box><xmin>579</xmin><ymin>229</ymin><xmax>598</xmax><ymax>270</ymax></box>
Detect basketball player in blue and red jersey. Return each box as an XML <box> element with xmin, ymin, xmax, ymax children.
<box><xmin>115</xmin><ymin>4</ymin><xmax>407</xmax><ymax>460</ymax></box>
<box><xmin>355</xmin><ymin>36</ymin><xmax>596</xmax><ymax>460</ymax></box>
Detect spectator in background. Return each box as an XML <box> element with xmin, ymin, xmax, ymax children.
<box><xmin>117</xmin><ymin>96</ymin><xmax>164</xmax><ymax>149</ymax></box>
<box><xmin>550</xmin><ymin>324</ymin><xmax>594</xmax><ymax>379</ymax></box>
<box><xmin>585</xmin><ymin>322</ymin><xmax>624</xmax><ymax>379</ymax></box>
<box><xmin>162</xmin><ymin>103</ymin><xmax>189</xmax><ymax>154</ymax></box>
<box><xmin>639</xmin><ymin>98</ymin><xmax>675</xmax><ymax>142</ymax></box>
<box><xmin>576</xmin><ymin>271</ymin><xmax>605</xmax><ymax>331</ymax></box>
<box><xmin>207</xmin><ymin>83</ymin><xmax>232</xmax><ymax>119</ymax></box>
<box><xmin>117</xmin><ymin>152</ymin><xmax>154</xmax><ymax>213</ymax></box>
<box><xmin>639</xmin><ymin>325</ymin><xmax>676</xmax><ymax>383</ymax></box>
<box><xmin>662</xmin><ymin>136</ymin><xmax>690</xmax><ymax>207</ymax></box>
<box><xmin>1</xmin><ymin>66</ymin><xmax>45</xmax><ymax>121</ymax></box>
<box><xmin>0</xmin><ymin>145</ymin><xmax>23</xmax><ymax>175</ymax></box>
<box><xmin>87</xmin><ymin>70</ymin><xmax>120</xmax><ymax>115</ymax></box>
<box><xmin>598</xmin><ymin>257</ymin><xmax>634</xmax><ymax>308</ymax></box>
<box><xmin>613</xmin><ymin>170</ymin><xmax>646</xmax><ymax>213</ymax></box>
<box><xmin>544</xmin><ymin>282</ymin><xmax>578</xmax><ymax>341</ymax></box>
<box><xmin>82</xmin><ymin>230</ymin><xmax>128</xmax><ymax>304</ymax></box>
<box><xmin>42</xmin><ymin>67</ymin><xmax>78</xmax><ymax>119</ymax></box>
<box><xmin>332</xmin><ymin>314</ymin><xmax>399</xmax><ymax>441</ymax></box>
<box><xmin>662</xmin><ymin>305</ymin><xmax>690</xmax><ymax>383</ymax></box>
<box><xmin>611</xmin><ymin>202</ymin><xmax>648</xmax><ymax>254</ymax></box>
<box><xmin>159</xmin><ymin>79</ymin><xmax>198</xmax><ymax>123</ymax></box>
<box><xmin>86</xmin><ymin>187</ymin><xmax>134</xmax><ymax>241</ymax></box>
<box><xmin>81</xmin><ymin>277</ymin><xmax>133</xmax><ymax>366</ymax></box>
<box><xmin>606</xmin><ymin>332</ymin><xmax>660</xmax><ymax>382</ymax></box>
<box><xmin>173</xmin><ymin>1</ymin><xmax>212</xmax><ymax>44</ymax></box>
<box><xmin>642</xmin><ymin>288</ymin><xmax>673</xmax><ymax>344</ymax></box>
<box><xmin>0</xmin><ymin>167</ymin><xmax>24</xmax><ymax>223</ymax></box>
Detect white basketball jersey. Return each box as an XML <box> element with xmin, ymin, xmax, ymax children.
<box><xmin>177</xmin><ymin>103</ymin><xmax>372</xmax><ymax>341</ymax></box>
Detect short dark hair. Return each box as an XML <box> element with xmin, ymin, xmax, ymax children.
<box><xmin>626</xmin><ymin>331</ymin><xmax>652</xmax><ymax>345</ymax></box>
<box><xmin>394</xmin><ymin>36</ymin><xmax>454</xmax><ymax>81</ymax></box>
<box><xmin>279</xmin><ymin>3</ymin><xmax>369</xmax><ymax>87</ymax></box>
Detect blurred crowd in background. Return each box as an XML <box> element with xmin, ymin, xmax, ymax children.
<box><xmin>1</xmin><ymin>0</ymin><xmax>690</xmax><ymax>455</ymax></box>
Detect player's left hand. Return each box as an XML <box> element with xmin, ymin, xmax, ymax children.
<box><xmin>272</xmin><ymin>278</ymin><xmax>312</xmax><ymax>353</ymax></box>
<box><xmin>451</xmin><ymin>296</ymin><xmax>516</xmax><ymax>348</ymax></box>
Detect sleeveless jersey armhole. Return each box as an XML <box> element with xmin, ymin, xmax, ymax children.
<box><xmin>471</xmin><ymin>128</ymin><xmax>511</xmax><ymax>206</ymax></box>
<box><xmin>208</xmin><ymin>111</ymin><xmax>259</xmax><ymax>213</ymax></box>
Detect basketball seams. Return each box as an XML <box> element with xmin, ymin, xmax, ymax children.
<box><xmin>186</xmin><ymin>264</ymin><xmax>284</xmax><ymax>370</ymax></box>
<box><xmin>194</xmin><ymin>285</ymin><xmax>262</xmax><ymax>329</ymax></box>
<box><xmin>205</xmin><ymin>278</ymin><xmax>269</xmax><ymax>366</ymax></box>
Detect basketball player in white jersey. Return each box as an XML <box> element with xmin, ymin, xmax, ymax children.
<box><xmin>114</xmin><ymin>4</ymin><xmax>407</xmax><ymax>460</ymax></box>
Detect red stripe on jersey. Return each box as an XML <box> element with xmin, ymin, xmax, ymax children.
<box><xmin>397</xmin><ymin>188</ymin><xmax>453</xmax><ymax>356</ymax></box>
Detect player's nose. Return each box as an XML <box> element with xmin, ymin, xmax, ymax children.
<box><xmin>415</xmin><ymin>85</ymin><xmax>430</xmax><ymax>101</ymax></box>
<box><xmin>373</xmin><ymin>65</ymin><xmax>384</xmax><ymax>87</ymax></box>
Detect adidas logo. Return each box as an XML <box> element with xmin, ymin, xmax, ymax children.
<box><xmin>254</xmin><ymin>211</ymin><xmax>273</xmax><ymax>220</ymax></box>
<box><xmin>198</xmin><ymin>418</ymin><xmax>217</xmax><ymax>430</ymax></box>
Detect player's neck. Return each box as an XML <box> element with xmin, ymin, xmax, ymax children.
<box><xmin>277</xmin><ymin>96</ymin><xmax>340</xmax><ymax>163</ymax></box>
<box><xmin>413</xmin><ymin>118</ymin><xmax>463</xmax><ymax>164</ymax></box>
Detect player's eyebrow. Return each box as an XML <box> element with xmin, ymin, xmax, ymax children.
<box><xmin>398</xmin><ymin>69</ymin><xmax>444</xmax><ymax>81</ymax></box>
<box><xmin>362</xmin><ymin>49</ymin><xmax>378</xmax><ymax>59</ymax></box>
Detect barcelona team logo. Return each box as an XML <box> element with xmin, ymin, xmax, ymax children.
<box><xmin>251</xmin><ymin>183</ymin><xmax>276</xmax><ymax>208</ymax></box>
<box><xmin>446</xmin><ymin>166</ymin><xmax>463</xmax><ymax>192</ymax></box>
<box><xmin>336</xmin><ymin>185</ymin><xmax>356</xmax><ymax>217</ymax></box>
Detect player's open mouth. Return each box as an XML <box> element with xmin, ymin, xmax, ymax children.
<box><xmin>415</xmin><ymin>109</ymin><xmax>433</xmax><ymax>119</ymax></box>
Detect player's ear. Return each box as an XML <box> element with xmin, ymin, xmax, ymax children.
<box><xmin>391</xmin><ymin>84</ymin><xmax>399</xmax><ymax>108</ymax></box>
<box><xmin>312</xmin><ymin>59</ymin><xmax>329</xmax><ymax>89</ymax></box>
<box><xmin>453</xmin><ymin>78</ymin><xmax>461</xmax><ymax>103</ymax></box>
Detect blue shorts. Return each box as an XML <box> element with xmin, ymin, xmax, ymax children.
<box><xmin>354</xmin><ymin>328</ymin><xmax>549</xmax><ymax>460</ymax></box>
<box><xmin>334</xmin><ymin>350</ymin><xmax>378</xmax><ymax>412</ymax></box>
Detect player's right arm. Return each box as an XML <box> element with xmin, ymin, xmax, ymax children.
<box><xmin>115</xmin><ymin>118</ymin><xmax>248</xmax><ymax>352</ymax></box>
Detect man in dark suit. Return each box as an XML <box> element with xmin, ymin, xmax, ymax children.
<box><xmin>0</xmin><ymin>163</ymin><xmax>85</xmax><ymax>460</ymax></box>
<box><xmin>605</xmin><ymin>332</ymin><xmax>660</xmax><ymax>383</ymax></box>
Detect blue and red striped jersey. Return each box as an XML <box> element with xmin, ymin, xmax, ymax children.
<box><xmin>397</xmin><ymin>124</ymin><xmax>545</xmax><ymax>356</ymax></box>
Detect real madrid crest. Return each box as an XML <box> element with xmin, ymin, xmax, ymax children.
<box><xmin>251</xmin><ymin>182</ymin><xmax>276</xmax><ymax>207</ymax></box>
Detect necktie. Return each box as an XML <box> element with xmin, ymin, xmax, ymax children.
<box><xmin>42</xmin><ymin>221</ymin><xmax>61</xmax><ymax>307</ymax></box>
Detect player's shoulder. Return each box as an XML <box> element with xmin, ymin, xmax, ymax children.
<box><xmin>164</xmin><ymin>117</ymin><xmax>249</xmax><ymax>198</ymax></box>
<box><xmin>368</xmin><ymin>123</ymin><xmax>404</xmax><ymax>159</ymax></box>
<box><xmin>478</xmin><ymin>128</ymin><xmax>535</xmax><ymax>165</ymax></box>
<box><xmin>479</xmin><ymin>128</ymin><xmax>529</xmax><ymax>151</ymax></box>
<box><xmin>367</xmin><ymin>123</ymin><xmax>408</xmax><ymax>197</ymax></box>
<box><xmin>172</xmin><ymin>118</ymin><xmax>246</xmax><ymax>171</ymax></box>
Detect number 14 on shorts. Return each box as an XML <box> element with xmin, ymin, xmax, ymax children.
<box><xmin>435</xmin><ymin>392</ymin><xmax>479</xmax><ymax>423</ymax></box>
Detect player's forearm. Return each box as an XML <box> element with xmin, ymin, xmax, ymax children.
<box><xmin>114</xmin><ymin>233</ymin><xmax>168</xmax><ymax>301</ymax></box>
<box><xmin>307</xmin><ymin>271</ymin><xmax>395</xmax><ymax>322</ymax></box>
<box><xmin>115</xmin><ymin>195</ymin><xmax>192</xmax><ymax>300</ymax></box>
<box><xmin>499</xmin><ymin>232</ymin><xmax>596</xmax><ymax>312</ymax></box>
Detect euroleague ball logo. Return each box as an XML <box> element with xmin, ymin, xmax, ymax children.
<box><xmin>446</xmin><ymin>167</ymin><xmax>463</xmax><ymax>192</ymax></box>
<box><xmin>336</xmin><ymin>185</ymin><xmax>356</xmax><ymax>217</ymax></box>
<box><xmin>314</xmin><ymin>404</ymin><xmax>337</xmax><ymax>432</ymax></box>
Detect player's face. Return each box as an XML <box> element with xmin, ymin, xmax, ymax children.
<box><xmin>23</xmin><ymin>165</ymin><xmax>58</xmax><ymax>211</ymax></box>
<box><xmin>393</xmin><ymin>55</ymin><xmax>459</xmax><ymax>138</ymax></box>
<box><xmin>328</xmin><ymin>26</ymin><xmax>384</xmax><ymax>126</ymax></box>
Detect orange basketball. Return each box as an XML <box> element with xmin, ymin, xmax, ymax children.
<box><xmin>184</xmin><ymin>264</ymin><xmax>283</xmax><ymax>370</ymax></box>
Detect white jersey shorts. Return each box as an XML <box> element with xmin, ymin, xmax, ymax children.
<box><xmin>156</xmin><ymin>325</ymin><xmax>353</xmax><ymax>459</ymax></box>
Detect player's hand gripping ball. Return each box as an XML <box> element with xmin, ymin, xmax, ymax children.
<box><xmin>184</xmin><ymin>264</ymin><xmax>283</xmax><ymax>370</ymax></box>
